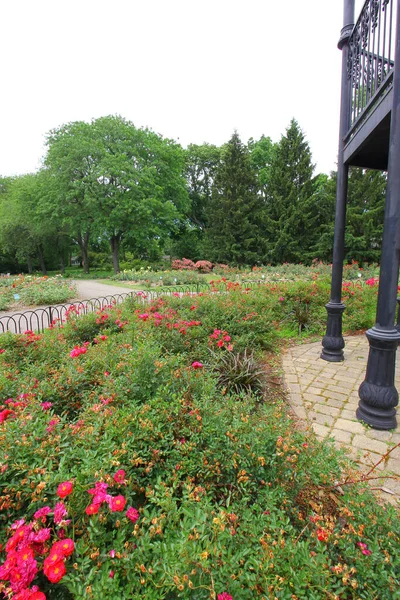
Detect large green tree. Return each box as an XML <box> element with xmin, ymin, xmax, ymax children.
<box><xmin>265</xmin><ymin>119</ymin><xmax>316</xmax><ymax>263</ymax></box>
<box><xmin>204</xmin><ymin>132</ymin><xmax>265</xmax><ymax>265</ymax></box>
<box><xmin>170</xmin><ymin>143</ymin><xmax>221</xmax><ymax>260</ymax></box>
<box><xmin>44</xmin><ymin>116</ymin><xmax>189</xmax><ymax>273</ymax></box>
<box><xmin>248</xmin><ymin>135</ymin><xmax>276</xmax><ymax>201</ymax></box>
<box><xmin>0</xmin><ymin>172</ymin><xmax>66</xmax><ymax>274</ymax></box>
<box><xmin>345</xmin><ymin>168</ymin><xmax>386</xmax><ymax>263</ymax></box>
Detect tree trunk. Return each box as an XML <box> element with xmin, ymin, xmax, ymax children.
<box><xmin>27</xmin><ymin>256</ymin><xmax>33</xmax><ymax>274</ymax></box>
<box><xmin>37</xmin><ymin>245</ymin><xmax>47</xmax><ymax>276</ymax></box>
<box><xmin>77</xmin><ymin>231</ymin><xmax>90</xmax><ymax>274</ymax></box>
<box><xmin>59</xmin><ymin>254</ymin><xmax>65</xmax><ymax>274</ymax></box>
<box><xmin>111</xmin><ymin>235</ymin><xmax>120</xmax><ymax>274</ymax></box>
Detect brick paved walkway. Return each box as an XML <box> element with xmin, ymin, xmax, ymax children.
<box><xmin>283</xmin><ymin>335</ymin><xmax>400</xmax><ymax>505</ymax></box>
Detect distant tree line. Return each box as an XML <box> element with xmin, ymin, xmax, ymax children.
<box><xmin>0</xmin><ymin>115</ymin><xmax>387</xmax><ymax>274</ymax></box>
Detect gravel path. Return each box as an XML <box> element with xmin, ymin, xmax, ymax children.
<box><xmin>70</xmin><ymin>279</ymin><xmax>138</xmax><ymax>299</ymax></box>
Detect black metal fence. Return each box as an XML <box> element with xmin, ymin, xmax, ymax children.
<box><xmin>348</xmin><ymin>0</ymin><xmax>396</xmax><ymax>128</ymax></box>
<box><xmin>0</xmin><ymin>281</ymin><xmax>270</xmax><ymax>335</ymax></box>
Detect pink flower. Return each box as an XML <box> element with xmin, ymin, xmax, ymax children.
<box><xmin>357</xmin><ymin>541</ymin><xmax>372</xmax><ymax>555</ymax></box>
<box><xmin>279</xmin><ymin>296</ymin><xmax>284</xmax><ymax>302</ymax></box>
<box><xmin>109</xmin><ymin>570</ymin><xmax>115</xmax><ymax>578</ymax></box>
<box><xmin>191</xmin><ymin>361</ymin><xmax>203</xmax><ymax>369</ymax></box>
<box><xmin>126</xmin><ymin>507</ymin><xmax>139</xmax><ymax>523</ymax></box>
<box><xmin>40</xmin><ymin>402</ymin><xmax>53</xmax><ymax>411</ymax></box>
<box><xmin>88</xmin><ymin>481</ymin><xmax>109</xmax><ymax>505</ymax></box>
<box><xmin>218</xmin><ymin>593</ymin><xmax>233</xmax><ymax>600</ymax></box>
<box><xmin>109</xmin><ymin>549</ymin><xmax>116</xmax><ymax>558</ymax></box>
<box><xmin>53</xmin><ymin>502</ymin><xmax>68</xmax><ymax>525</ymax></box>
<box><xmin>46</xmin><ymin>418</ymin><xmax>59</xmax><ymax>433</ymax></box>
<box><xmin>113</xmin><ymin>469</ymin><xmax>126</xmax><ymax>483</ymax></box>
<box><xmin>31</xmin><ymin>528</ymin><xmax>51</xmax><ymax>544</ymax></box>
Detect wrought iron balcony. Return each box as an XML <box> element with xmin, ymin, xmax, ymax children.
<box><xmin>343</xmin><ymin>0</ymin><xmax>397</xmax><ymax>169</ymax></box>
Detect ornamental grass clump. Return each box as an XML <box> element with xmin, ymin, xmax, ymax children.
<box><xmin>0</xmin><ymin>281</ymin><xmax>398</xmax><ymax>599</ymax></box>
<box><xmin>210</xmin><ymin>348</ymin><xmax>266</xmax><ymax>396</ymax></box>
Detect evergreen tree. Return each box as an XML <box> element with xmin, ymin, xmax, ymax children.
<box><xmin>266</xmin><ymin>119</ymin><xmax>316</xmax><ymax>263</ymax></box>
<box><xmin>345</xmin><ymin>167</ymin><xmax>386</xmax><ymax>263</ymax></box>
<box><xmin>204</xmin><ymin>132</ymin><xmax>265</xmax><ymax>265</ymax></box>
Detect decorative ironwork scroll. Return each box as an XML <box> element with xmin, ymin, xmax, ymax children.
<box><xmin>346</xmin><ymin>0</ymin><xmax>396</xmax><ymax>128</ymax></box>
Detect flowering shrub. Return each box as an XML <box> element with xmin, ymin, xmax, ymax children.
<box><xmin>171</xmin><ymin>258</ymin><xmax>197</xmax><ymax>270</ymax></box>
<box><xmin>0</xmin><ymin>275</ymin><xmax>77</xmax><ymax>310</ymax></box>
<box><xmin>0</xmin><ymin>282</ymin><xmax>398</xmax><ymax>598</ymax></box>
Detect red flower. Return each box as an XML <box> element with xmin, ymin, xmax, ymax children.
<box><xmin>110</xmin><ymin>495</ymin><xmax>126</xmax><ymax>512</ymax></box>
<box><xmin>54</xmin><ymin>538</ymin><xmax>74</xmax><ymax>557</ymax></box>
<box><xmin>316</xmin><ymin>528</ymin><xmax>329</xmax><ymax>542</ymax></box>
<box><xmin>56</xmin><ymin>482</ymin><xmax>73</xmax><ymax>499</ymax></box>
<box><xmin>218</xmin><ymin>593</ymin><xmax>233</xmax><ymax>600</ymax></box>
<box><xmin>44</xmin><ymin>560</ymin><xmax>66</xmax><ymax>584</ymax></box>
<box><xmin>0</xmin><ymin>409</ymin><xmax>14</xmax><ymax>423</ymax></box>
<box><xmin>126</xmin><ymin>507</ymin><xmax>139</xmax><ymax>523</ymax></box>
<box><xmin>30</xmin><ymin>591</ymin><xmax>47</xmax><ymax>600</ymax></box>
<box><xmin>113</xmin><ymin>469</ymin><xmax>126</xmax><ymax>483</ymax></box>
<box><xmin>44</xmin><ymin>547</ymin><xmax>63</xmax><ymax>567</ymax></box>
<box><xmin>191</xmin><ymin>361</ymin><xmax>203</xmax><ymax>369</ymax></box>
<box><xmin>85</xmin><ymin>504</ymin><xmax>99</xmax><ymax>515</ymax></box>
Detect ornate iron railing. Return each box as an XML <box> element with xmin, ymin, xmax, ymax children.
<box><xmin>347</xmin><ymin>0</ymin><xmax>396</xmax><ymax>129</ymax></box>
<box><xmin>0</xmin><ymin>281</ymin><xmax>271</xmax><ymax>335</ymax></box>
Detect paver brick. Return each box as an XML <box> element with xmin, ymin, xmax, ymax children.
<box><xmin>325</xmin><ymin>398</ymin><xmax>345</xmax><ymax>409</ymax></box>
<box><xmin>386</xmin><ymin>459</ymin><xmax>400</xmax><ymax>476</ymax></box>
<box><xmin>324</xmin><ymin>390</ymin><xmax>351</xmax><ymax>402</ymax></box>
<box><xmin>306</xmin><ymin>386</ymin><xmax>325</xmax><ymax>395</ymax></box>
<box><xmin>330</xmin><ymin>429</ymin><xmax>352</xmax><ymax>443</ymax></box>
<box><xmin>303</xmin><ymin>392</ymin><xmax>325</xmax><ymax>404</ymax></box>
<box><xmin>311</xmin><ymin>423</ymin><xmax>330</xmax><ymax>438</ymax></box>
<box><xmin>340</xmin><ymin>409</ymin><xmax>357</xmax><ymax>421</ymax></box>
<box><xmin>352</xmin><ymin>434</ymin><xmax>389</xmax><ymax>455</ymax></box>
<box><xmin>314</xmin><ymin>403</ymin><xmax>340</xmax><ymax>417</ymax></box>
<box><xmin>308</xmin><ymin>411</ymin><xmax>335</xmax><ymax>427</ymax></box>
<box><xmin>285</xmin><ymin>374</ymin><xmax>299</xmax><ymax>383</ymax></box>
<box><xmin>334</xmin><ymin>419</ymin><xmax>365</xmax><ymax>434</ymax></box>
<box><xmin>365</xmin><ymin>429</ymin><xmax>393</xmax><ymax>443</ymax></box>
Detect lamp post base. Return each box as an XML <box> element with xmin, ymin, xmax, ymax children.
<box><xmin>321</xmin><ymin>302</ymin><xmax>346</xmax><ymax>362</ymax></box>
<box><xmin>357</xmin><ymin>327</ymin><xmax>400</xmax><ymax>430</ymax></box>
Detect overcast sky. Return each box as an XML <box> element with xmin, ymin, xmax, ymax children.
<box><xmin>0</xmin><ymin>0</ymin><xmax>365</xmax><ymax>178</ymax></box>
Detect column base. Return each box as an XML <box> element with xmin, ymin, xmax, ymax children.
<box><xmin>357</xmin><ymin>327</ymin><xmax>400</xmax><ymax>430</ymax></box>
<box><xmin>321</xmin><ymin>302</ymin><xmax>346</xmax><ymax>362</ymax></box>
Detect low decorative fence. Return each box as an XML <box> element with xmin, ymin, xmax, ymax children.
<box><xmin>0</xmin><ymin>281</ymin><xmax>268</xmax><ymax>335</ymax></box>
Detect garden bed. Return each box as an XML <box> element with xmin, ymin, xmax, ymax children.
<box><xmin>0</xmin><ymin>276</ymin><xmax>77</xmax><ymax>312</ymax></box>
<box><xmin>0</xmin><ymin>280</ymin><xmax>398</xmax><ymax>599</ymax></box>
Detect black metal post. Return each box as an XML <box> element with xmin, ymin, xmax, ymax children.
<box><xmin>357</xmin><ymin>0</ymin><xmax>400</xmax><ymax>430</ymax></box>
<box><xmin>321</xmin><ymin>0</ymin><xmax>355</xmax><ymax>362</ymax></box>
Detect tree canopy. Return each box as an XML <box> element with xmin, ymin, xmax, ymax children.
<box><xmin>0</xmin><ymin>116</ymin><xmax>388</xmax><ymax>274</ymax></box>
